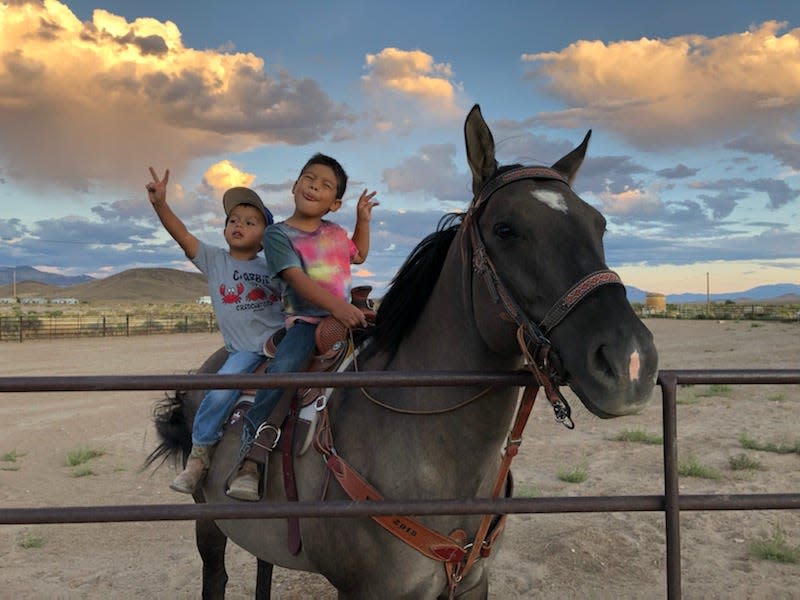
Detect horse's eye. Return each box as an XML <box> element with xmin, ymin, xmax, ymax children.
<box><xmin>493</xmin><ymin>223</ymin><xmax>514</xmax><ymax>239</ymax></box>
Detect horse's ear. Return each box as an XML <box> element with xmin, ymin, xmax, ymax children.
<box><xmin>551</xmin><ymin>130</ymin><xmax>591</xmax><ymax>186</ymax></box>
<box><xmin>464</xmin><ymin>104</ymin><xmax>498</xmax><ymax>196</ymax></box>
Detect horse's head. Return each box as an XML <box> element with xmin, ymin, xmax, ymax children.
<box><xmin>464</xmin><ymin>105</ymin><xmax>658</xmax><ymax>417</ymax></box>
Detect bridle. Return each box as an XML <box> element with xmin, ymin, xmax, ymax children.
<box><xmin>462</xmin><ymin>165</ymin><xmax>624</xmax><ymax>428</ymax></box>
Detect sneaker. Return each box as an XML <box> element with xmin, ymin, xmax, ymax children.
<box><xmin>226</xmin><ymin>461</ymin><xmax>260</xmax><ymax>501</ymax></box>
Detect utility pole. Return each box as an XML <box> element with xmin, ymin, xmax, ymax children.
<box><xmin>706</xmin><ymin>272</ymin><xmax>710</xmax><ymax>317</ymax></box>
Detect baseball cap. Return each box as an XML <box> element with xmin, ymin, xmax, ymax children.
<box><xmin>222</xmin><ymin>187</ymin><xmax>274</xmax><ymax>226</ymax></box>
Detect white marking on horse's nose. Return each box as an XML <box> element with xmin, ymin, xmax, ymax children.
<box><xmin>530</xmin><ymin>190</ymin><xmax>568</xmax><ymax>213</ymax></box>
<box><xmin>628</xmin><ymin>350</ymin><xmax>641</xmax><ymax>382</ymax></box>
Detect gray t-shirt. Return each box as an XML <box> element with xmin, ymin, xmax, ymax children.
<box><xmin>192</xmin><ymin>242</ymin><xmax>283</xmax><ymax>353</ymax></box>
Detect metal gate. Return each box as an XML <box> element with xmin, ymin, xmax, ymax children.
<box><xmin>1</xmin><ymin>368</ymin><xmax>799</xmax><ymax>599</ymax></box>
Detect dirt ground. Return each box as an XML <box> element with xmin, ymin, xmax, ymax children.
<box><xmin>1</xmin><ymin>319</ymin><xmax>798</xmax><ymax>599</ymax></box>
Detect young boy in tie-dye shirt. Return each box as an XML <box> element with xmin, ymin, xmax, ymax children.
<box><xmin>227</xmin><ymin>153</ymin><xmax>378</xmax><ymax>501</ymax></box>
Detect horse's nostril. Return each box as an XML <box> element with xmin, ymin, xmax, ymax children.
<box><xmin>591</xmin><ymin>344</ymin><xmax>615</xmax><ymax>379</ymax></box>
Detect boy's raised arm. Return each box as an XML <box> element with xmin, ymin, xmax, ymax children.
<box><xmin>146</xmin><ymin>167</ymin><xmax>200</xmax><ymax>259</ymax></box>
<box><xmin>351</xmin><ymin>189</ymin><xmax>378</xmax><ymax>264</ymax></box>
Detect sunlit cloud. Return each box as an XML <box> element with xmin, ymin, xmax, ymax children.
<box><xmin>522</xmin><ymin>21</ymin><xmax>800</xmax><ymax>150</ymax></box>
<box><xmin>362</xmin><ymin>48</ymin><xmax>465</xmax><ymax>131</ymax></box>
<box><xmin>0</xmin><ymin>1</ymin><xmax>348</xmax><ymax>190</ymax></box>
<box><xmin>598</xmin><ymin>185</ymin><xmax>662</xmax><ymax>217</ymax></box>
<box><xmin>202</xmin><ymin>160</ymin><xmax>256</xmax><ymax>197</ymax></box>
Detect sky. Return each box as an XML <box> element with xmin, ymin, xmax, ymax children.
<box><xmin>1</xmin><ymin>0</ymin><xmax>799</xmax><ymax>296</ymax></box>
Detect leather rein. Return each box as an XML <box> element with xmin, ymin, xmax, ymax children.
<box><xmin>314</xmin><ymin>165</ymin><xmax>624</xmax><ymax>598</ymax></box>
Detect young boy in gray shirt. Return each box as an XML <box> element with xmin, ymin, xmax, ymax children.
<box><xmin>146</xmin><ymin>167</ymin><xmax>283</xmax><ymax>494</ymax></box>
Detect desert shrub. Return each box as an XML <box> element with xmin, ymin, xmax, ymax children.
<box><xmin>678</xmin><ymin>455</ymin><xmax>721</xmax><ymax>480</ymax></box>
<box><xmin>19</xmin><ymin>533</ymin><xmax>45</xmax><ymax>549</ymax></box>
<box><xmin>728</xmin><ymin>453</ymin><xmax>764</xmax><ymax>471</ymax></box>
<box><xmin>610</xmin><ymin>429</ymin><xmax>663</xmax><ymax>445</ymax></box>
<box><xmin>557</xmin><ymin>462</ymin><xmax>589</xmax><ymax>483</ymax></box>
<box><xmin>749</xmin><ymin>524</ymin><xmax>800</xmax><ymax>563</ymax></box>
<box><xmin>738</xmin><ymin>432</ymin><xmax>800</xmax><ymax>455</ymax></box>
<box><xmin>65</xmin><ymin>446</ymin><xmax>104</xmax><ymax>466</ymax></box>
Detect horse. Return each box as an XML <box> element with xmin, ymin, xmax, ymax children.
<box><xmin>147</xmin><ymin>104</ymin><xmax>658</xmax><ymax>599</ymax></box>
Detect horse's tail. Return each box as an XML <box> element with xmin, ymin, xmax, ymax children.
<box><xmin>143</xmin><ymin>390</ymin><xmax>193</xmax><ymax>470</ymax></box>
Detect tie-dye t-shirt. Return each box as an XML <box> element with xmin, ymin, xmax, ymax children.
<box><xmin>264</xmin><ymin>220</ymin><xmax>357</xmax><ymax>323</ymax></box>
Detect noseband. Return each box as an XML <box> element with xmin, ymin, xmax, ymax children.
<box><xmin>463</xmin><ymin>165</ymin><xmax>623</xmax><ymax>427</ymax></box>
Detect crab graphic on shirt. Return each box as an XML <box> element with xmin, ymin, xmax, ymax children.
<box><xmin>219</xmin><ymin>282</ymin><xmax>245</xmax><ymax>304</ymax></box>
<box><xmin>246</xmin><ymin>286</ymin><xmax>268</xmax><ymax>302</ymax></box>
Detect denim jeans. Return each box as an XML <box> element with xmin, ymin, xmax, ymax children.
<box><xmin>242</xmin><ymin>320</ymin><xmax>317</xmax><ymax>451</ymax></box>
<box><xmin>191</xmin><ymin>350</ymin><xmax>265</xmax><ymax>447</ymax></box>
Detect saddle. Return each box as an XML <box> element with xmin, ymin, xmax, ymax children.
<box><xmin>225</xmin><ymin>286</ymin><xmax>376</xmax><ymax>461</ymax></box>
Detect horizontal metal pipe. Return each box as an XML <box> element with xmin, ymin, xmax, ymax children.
<box><xmin>658</xmin><ymin>369</ymin><xmax>800</xmax><ymax>385</ymax></box>
<box><xmin>0</xmin><ymin>371</ymin><xmax>534</xmax><ymax>392</ymax></box>
<box><xmin>1</xmin><ymin>369</ymin><xmax>798</xmax><ymax>393</ymax></box>
<box><xmin>2</xmin><ymin>493</ymin><xmax>798</xmax><ymax>525</ymax></box>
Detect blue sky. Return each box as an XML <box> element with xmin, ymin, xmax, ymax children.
<box><xmin>1</xmin><ymin>0</ymin><xmax>798</xmax><ymax>295</ymax></box>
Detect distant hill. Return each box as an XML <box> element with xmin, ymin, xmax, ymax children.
<box><xmin>0</xmin><ymin>267</ymin><xmax>208</xmax><ymax>304</ymax></box>
<box><xmin>667</xmin><ymin>284</ymin><xmax>800</xmax><ymax>304</ymax></box>
<box><xmin>0</xmin><ymin>265</ymin><xmax>94</xmax><ymax>287</ymax></box>
<box><xmin>64</xmin><ymin>268</ymin><xmax>208</xmax><ymax>303</ymax></box>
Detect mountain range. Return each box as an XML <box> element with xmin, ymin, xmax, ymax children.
<box><xmin>0</xmin><ymin>266</ymin><xmax>207</xmax><ymax>304</ymax></box>
<box><xmin>0</xmin><ymin>265</ymin><xmax>94</xmax><ymax>287</ymax></box>
<box><xmin>625</xmin><ymin>283</ymin><xmax>800</xmax><ymax>304</ymax></box>
<box><xmin>0</xmin><ymin>265</ymin><xmax>797</xmax><ymax>305</ymax></box>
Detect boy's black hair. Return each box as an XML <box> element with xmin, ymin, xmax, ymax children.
<box><xmin>301</xmin><ymin>153</ymin><xmax>348</xmax><ymax>199</ymax></box>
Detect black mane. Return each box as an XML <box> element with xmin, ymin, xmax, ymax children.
<box><xmin>369</xmin><ymin>213</ymin><xmax>463</xmax><ymax>358</ymax></box>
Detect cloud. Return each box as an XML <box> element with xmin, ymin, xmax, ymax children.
<box><xmin>656</xmin><ymin>164</ymin><xmax>700</xmax><ymax>179</ymax></box>
<box><xmin>725</xmin><ymin>133</ymin><xmax>800</xmax><ymax>170</ymax></box>
<box><xmin>522</xmin><ymin>21</ymin><xmax>800</xmax><ymax>150</ymax></box>
<box><xmin>692</xmin><ymin>177</ymin><xmax>800</xmax><ymax>210</ymax></box>
<box><xmin>597</xmin><ymin>185</ymin><xmax>662</xmax><ymax>218</ymax></box>
<box><xmin>202</xmin><ymin>160</ymin><xmax>256</xmax><ymax>197</ymax></box>
<box><xmin>0</xmin><ymin>1</ymin><xmax>349</xmax><ymax>190</ymax></box>
<box><xmin>362</xmin><ymin>48</ymin><xmax>465</xmax><ymax>132</ymax></box>
<box><xmin>381</xmin><ymin>143</ymin><xmax>470</xmax><ymax>205</ymax></box>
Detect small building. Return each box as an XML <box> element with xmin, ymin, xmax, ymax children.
<box><xmin>20</xmin><ymin>297</ymin><xmax>47</xmax><ymax>305</ymax></box>
<box><xmin>51</xmin><ymin>297</ymin><xmax>79</xmax><ymax>305</ymax></box>
<box><xmin>645</xmin><ymin>292</ymin><xmax>666</xmax><ymax>314</ymax></box>
<box><xmin>196</xmin><ymin>296</ymin><xmax>212</xmax><ymax>305</ymax></box>
<box><xmin>0</xmin><ymin>297</ymin><xmax>16</xmax><ymax>304</ymax></box>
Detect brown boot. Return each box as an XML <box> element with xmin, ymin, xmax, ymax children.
<box><xmin>170</xmin><ymin>445</ymin><xmax>210</xmax><ymax>494</ymax></box>
<box><xmin>226</xmin><ymin>459</ymin><xmax>261</xmax><ymax>501</ymax></box>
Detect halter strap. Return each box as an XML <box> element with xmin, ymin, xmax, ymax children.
<box><xmin>472</xmin><ymin>166</ymin><xmax>568</xmax><ymax>211</ymax></box>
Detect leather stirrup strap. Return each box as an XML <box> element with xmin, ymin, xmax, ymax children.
<box><xmin>456</xmin><ymin>384</ymin><xmax>538</xmax><ymax>580</ymax></box>
<box><xmin>281</xmin><ymin>400</ymin><xmax>302</xmax><ymax>555</ymax></box>
<box><xmin>326</xmin><ymin>454</ymin><xmax>467</xmax><ymax>563</ymax></box>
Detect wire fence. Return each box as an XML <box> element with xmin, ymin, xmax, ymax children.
<box><xmin>636</xmin><ymin>303</ymin><xmax>800</xmax><ymax>321</ymax></box>
<box><xmin>1</xmin><ymin>302</ymin><xmax>797</xmax><ymax>342</ymax></box>
<box><xmin>0</xmin><ymin>313</ymin><xmax>217</xmax><ymax>342</ymax></box>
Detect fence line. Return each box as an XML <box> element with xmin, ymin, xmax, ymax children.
<box><xmin>1</xmin><ymin>369</ymin><xmax>799</xmax><ymax>600</ymax></box>
<box><xmin>1</xmin><ymin>304</ymin><xmax>797</xmax><ymax>342</ymax></box>
<box><xmin>0</xmin><ymin>313</ymin><xmax>217</xmax><ymax>341</ymax></box>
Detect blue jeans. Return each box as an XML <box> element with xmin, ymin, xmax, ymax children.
<box><xmin>191</xmin><ymin>350</ymin><xmax>265</xmax><ymax>447</ymax></box>
<box><xmin>242</xmin><ymin>321</ymin><xmax>317</xmax><ymax>451</ymax></box>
